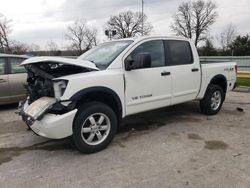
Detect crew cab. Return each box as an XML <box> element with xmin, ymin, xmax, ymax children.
<box><xmin>19</xmin><ymin>37</ymin><xmax>237</xmax><ymax>153</ymax></box>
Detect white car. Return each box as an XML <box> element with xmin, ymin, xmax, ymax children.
<box><xmin>19</xmin><ymin>36</ymin><xmax>237</xmax><ymax>153</ymax></box>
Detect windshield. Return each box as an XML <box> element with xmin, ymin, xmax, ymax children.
<box><xmin>78</xmin><ymin>40</ymin><xmax>133</xmax><ymax>69</ymax></box>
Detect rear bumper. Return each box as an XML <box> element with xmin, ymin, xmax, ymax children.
<box><xmin>30</xmin><ymin>109</ymin><xmax>77</xmax><ymax>139</ymax></box>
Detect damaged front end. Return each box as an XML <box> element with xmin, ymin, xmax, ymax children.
<box><xmin>24</xmin><ymin>60</ymin><xmax>89</xmax><ymax>103</ymax></box>
<box><xmin>20</xmin><ymin>97</ymin><xmax>57</xmax><ymax>125</ymax></box>
<box><xmin>18</xmin><ymin>57</ymin><xmax>99</xmax><ymax>138</ymax></box>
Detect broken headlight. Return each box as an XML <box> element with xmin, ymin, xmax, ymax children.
<box><xmin>53</xmin><ymin>80</ymin><xmax>68</xmax><ymax>99</ymax></box>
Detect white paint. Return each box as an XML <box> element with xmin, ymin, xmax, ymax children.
<box><xmin>22</xmin><ymin>36</ymin><xmax>237</xmax><ymax>139</ymax></box>
<box><xmin>21</xmin><ymin>56</ymin><xmax>99</xmax><ymax>70</ymax></box>
<box><xmin>31</xmin><ymin>109</ymin><xmax>77</xmax><ymax>139</ymax></box>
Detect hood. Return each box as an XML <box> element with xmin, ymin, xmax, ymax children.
<box><xmin>21</xmin><ymin>56</ymin><xmax>99</xmax><ymax>71</ymax></box>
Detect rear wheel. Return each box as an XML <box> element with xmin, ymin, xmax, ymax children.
<box><xmin>200</xmin><ymin>84</ymin><xmax>224</xmax><ymax>115</ymax></box>
<box><xmin>73</xmin><ymin>102</ymin><xmax>117</xmax><ymax>154</ymax></box>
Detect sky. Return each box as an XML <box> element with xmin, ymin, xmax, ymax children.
<box><xmin>0</xmin><ymin>0</ymin><xmax>250</xmax><ymax>50</ymax></box>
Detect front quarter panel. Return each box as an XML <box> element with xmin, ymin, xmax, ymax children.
<box><xmin>59</xmin><ymin>69</ymin><xmax>125</xmax><ymax>116</ymax></box>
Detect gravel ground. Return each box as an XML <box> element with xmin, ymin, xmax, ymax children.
<box><xmin>0</xmin><ymin>91</ymin><xmax>250</xmax><ymax>188</ymax></box>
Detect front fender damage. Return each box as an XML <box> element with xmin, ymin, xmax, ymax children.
<box><xmin>19</xmin><ymin>97</ymin><xmax>78</xmax><ymax>139</ymax></box>
<box><xmin>23</xmin><ymin>97</ymin><xmax>57</xmax><ymax>120</ymax></box>
<box><xmin>18</xmin><ymin>57</ymin><xmax>98</xmax><ymax>139</ymax></box>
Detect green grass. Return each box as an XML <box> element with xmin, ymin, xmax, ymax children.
<box><xmin>237</xmin><ymin>78</ymin><xmax>250</xmax><ymax>87</ymax></box>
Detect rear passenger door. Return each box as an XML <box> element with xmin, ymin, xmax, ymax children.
<box><xmin>8</xmin><ymin>57</ymin><xmax>27</xmax><ymax>102</ymax></box>
<box><xmin>0</xmin><ymin>57</ymin><xmax>10</xmax><ymax>104</ymax></box>
<box><xmin>165</xmin><ymin>40</ymin><xmax>201</xmax><ymax>104</ymax></box>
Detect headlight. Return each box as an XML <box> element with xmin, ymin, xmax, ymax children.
<box><xmin>53</xmin><ymin>80</ymin><xmax>68</xmax><ymax>99</ymax></box>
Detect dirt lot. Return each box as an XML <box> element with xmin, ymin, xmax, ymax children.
<box><xmin>0</xmin><ymin>91</ymin><xmax>250</xmax><ymax>188</ymax></box>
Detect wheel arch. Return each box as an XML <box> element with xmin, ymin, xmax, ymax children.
<box><xmin>70</xmin><ymin>86</ymin><xmax>123</xmax><ymax>122</ymax></box>
<box><xmin>209</xmin><ymin>74</ymin><xmax>227</xmax><ymax>100</ymax></box>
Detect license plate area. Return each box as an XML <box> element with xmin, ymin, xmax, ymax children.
<box><xmin>24</xmin><ymin>97</ymin><xmax>57</xmax><ymax>120</ymax></box>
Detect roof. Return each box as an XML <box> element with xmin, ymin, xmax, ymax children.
<box><xmin>107</xmin><ymin>35</ymin><xmax>193</xmax><ymax>43</ymax></box>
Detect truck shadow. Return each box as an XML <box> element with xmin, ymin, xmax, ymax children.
<box><xmin>119</xmin><ymin>101</ymin><xmax>202</xmax><ymax>133</ymax></box>
<box><xmin>0</xmin><ymin>101</ymin><xmax>202</xmax><ymax>165</ymax></box>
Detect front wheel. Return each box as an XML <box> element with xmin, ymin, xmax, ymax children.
<box><xmin>200</xmin><ymin>84</ymin><xmax>224</xmax><ymax>115</ymax></box>
<box><xmin>73</xmin><ymin>102</ymin><xmax>117</xmax><ymax>154</ymax></box>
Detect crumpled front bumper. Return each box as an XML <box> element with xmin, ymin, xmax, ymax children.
<box><xmin>31</xmin><ymin>109</ymin><xmax>77</xmax><ymax>139</ymax></box>
<box><xmin>20</xmin><ymin>99</ymin><xmax>78</xmax><ymax>139</ymax></box>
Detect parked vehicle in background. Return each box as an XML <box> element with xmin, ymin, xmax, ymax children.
<box><xmin>0</xmin><ymin>54</ymin><xmax>28</xmax><ymax>105</ymax></box>
<box><xmin>19</xmin><ymin>36</ymin><xmax>237</xmax><ymax>153</ymax></box>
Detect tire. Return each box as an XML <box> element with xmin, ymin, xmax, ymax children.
<box><xmin>200</xmin><ymin>84</ymin><xmax>224</xmax><ymax>115</ymax></box>
<box><xmin>72</xmin><ymin>101</ymin><xmax>117</xmax><ymax>154</ymax></box>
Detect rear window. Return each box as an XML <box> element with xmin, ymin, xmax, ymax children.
<box><xmin>166</xmin><ymin>40</ymin><xmax>193</xmax><ymax>66</ymax></box>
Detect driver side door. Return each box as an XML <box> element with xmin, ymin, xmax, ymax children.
<box><xmin>124</xmin><ymin>39</ymin><xmax>172</xmax><ymax>115</ymax></box>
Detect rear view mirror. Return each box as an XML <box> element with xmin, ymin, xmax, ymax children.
<box><xmin>125</xmin><ymin>53</ymin><xmax>151</xmax><ymax>71</ymax></box>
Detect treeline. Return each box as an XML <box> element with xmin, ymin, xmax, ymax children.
<box><xmin>198</xmin><ymin>34</ymin><xmax>250</xmax><ymax>56</ymax></box>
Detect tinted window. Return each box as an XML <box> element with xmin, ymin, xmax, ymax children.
<box><xmin>10</xmin><ymin>58</ymin><xmax>26</xmax><ymax>74</ymax></box>
<box><xmin>166</xmin><ymin>40</ymin><xmax>193</xmax><ymax>65</ymax></box>
<box><xmin>128</xmin><ymin>40</ymin><xmax>165</xmax><ymax>68</ymax></box>
<box><xmin>0</xmin><ymin>58</ymin><xmax>6</xmax><ymax>75</ymax></box>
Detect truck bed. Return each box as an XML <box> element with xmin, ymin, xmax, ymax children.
<box><xmin>196</xmin><ymin>61</ymin><xmax>237</xmax><ymax>99</ymax></box>
<box><xmin>200</xmin><ymin>60</ymin><xmax>229</xmax><ymax>64</ymax></box>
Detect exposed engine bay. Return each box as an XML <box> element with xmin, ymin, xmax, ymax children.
<box><xmin>24</xmin><ymin>62</ymin><xmax>90</xmax><ymax>103</ymax></box>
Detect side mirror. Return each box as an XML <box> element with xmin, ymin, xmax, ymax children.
<box><xmin>125</xmin><ymin>53</ymin><xmax>151</xmax><ymax>71</ymax></box>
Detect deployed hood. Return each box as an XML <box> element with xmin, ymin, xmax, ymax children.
<box><xmin>21</xmin><ymin>56</ymin><xmax>99</xmax><ymax>71</ymax></box>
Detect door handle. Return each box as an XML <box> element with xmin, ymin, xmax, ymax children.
<box><xmin>191</xmin><ymin>68</ymin><xmax>199</xmax><ymax>72</ymax></box>
<box><xmin>161</xmin><ymin>71</ymin><xmax>171</xmax><ymax>76</ymax></box>
<box><xmin>0</xmin><ymin>79</ymin><xmax>7</xmax><ymax>83</ymax></box>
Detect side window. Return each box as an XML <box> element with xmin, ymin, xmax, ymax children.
<box><xmin>9</xmin><ymin>58</ymin><xmax>26</xmax><ymax>74</ymax></box>
<box><xmin>127</xmin><ymin>40</ymin><xmax>165</xmax><ymax>68</ymax></box>
<box><xmin>166</xmin><ymin>40</ymin><xmax>193</xmax><ymax>65</ymax></box>
<box><xmin>0</xmin><ymin>58</ymin><xmax>6</xmax><ymax>75</ymax></box>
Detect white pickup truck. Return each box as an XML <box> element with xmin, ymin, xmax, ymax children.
<box><xmin>19</xmin><ymin>36</ymin><xmax>237</xmax><ymax>153</ymax></box>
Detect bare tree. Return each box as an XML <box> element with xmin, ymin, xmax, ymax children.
<box><xmin>218</xmin><ymin>24</ymin><xmax>237</xmax><ymax>52</ymax></box>
<box><xmin>66</xmin><ymin>20</ymin><xmax>98</xmax><ymax>55</ymax></box>
<box><xmin>171</xmin><ymin>0</ymin><xmax>217</xmax><ymax>46</ymax></box>
<box><xmin>10</xmin><ymin>41</ymin><xmax>40</xmax><ymax>54</ymax></box>
<box><xmin>85</xmin><ymin>28</ymin><xmax>98</xmax><ymax>49</ymax></box>
<box><xmin>0</xmin><ymin>14</ymin><xmax>12</xmax><ymax>53</ymax></box>
<box><xmin>46</xmin><ymin>40</ymin><xmax>59</xmax><ymax>55</ymax></box>
<box><xmin>1</xmin><ymin>13</ymin><xmax>41</xmax><ymax>54</ymax></box>
<box><xmin>105</xmin><ymin>10</ymin><xmax>153</xmax><ymax>39</ymax></box>
<box><xmin>10</xmin><ymin>41</ymin><xmax>29</xmax><ymax>54</ymax></box>
<box><xmin>28</xmin><ymin>43</ymin><xmax>40</xmax><ymax>52</ymax></box>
